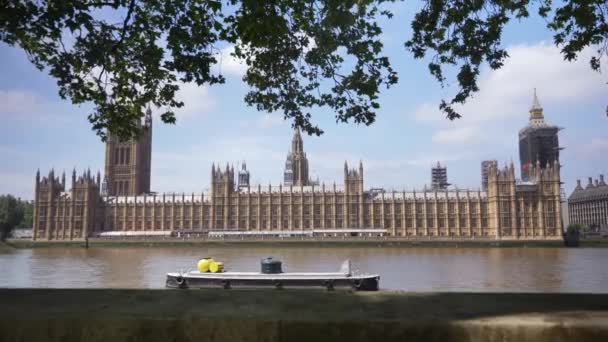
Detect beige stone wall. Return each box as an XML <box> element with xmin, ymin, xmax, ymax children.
<box><xmin>34</xmin><ymin>163</ymin><xmax>563</xmax><ymax>240</ymax></box>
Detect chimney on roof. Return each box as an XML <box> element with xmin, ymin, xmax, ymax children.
<box><xmin>600</xmin><ymin>174</ymin><xmax>606</xmax><ymax>186</ymax></box>
<box><xmin>587</xmin><ymin>177</ymin><xmax>594</xmax><ymax>189</ymax></box>
<box><xmin>595</xmin><ymin>178</ymin><xmax>599</xmax><ymax>187</ymax></box>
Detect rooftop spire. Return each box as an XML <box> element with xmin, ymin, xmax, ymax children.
<box><xmin>529</xmin><ymin>88</ymin><xmax>544</xmax><ymax>124</ymax></box>
<box><xmin>531</xmin><ymin>88</ymin><xmax>542</xmax><ymax>110</ymax></box>
<box><xmin>145</xmin><ymin>105</ymin><xmax>153</xmax><ymax>127</ymax></box>
<box><xmin>291</xmin><ymin>127</ymin><xmax>304</xmax><ymax>154</ymax></box>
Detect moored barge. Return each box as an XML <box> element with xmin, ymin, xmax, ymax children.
<box><xmin>166</xmin><ymin>258</ymin><xmax>379</xmax><ymax>291</ymax></box>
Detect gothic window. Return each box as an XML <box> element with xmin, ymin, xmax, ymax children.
<box><xmin>124</xmin><ymin>147</ymin><xmax>131</xmax><ymax>164</ymax></box>
<box><xmin>124</xmin><ymin>181</ymin><xmax>129</xmax><ymax>194</ymax></box>
<box><xmin>501</xmin><ymin>184</ymin><xmax>508</xmax><ymax>194</ymax></box>
<box><xmin>405</xmin><ymin>203</ymin><xmax>412</xmax><ymax>214</ymax></box>
<box><xmin>448</xmin><ymin>203</ymin><xmax>455</xmax><ymax>214</ymax></box>
<box><xmin>114</xmin><ymin>148</ymin><xmax>120</xmax><ymax>164</ymax></box>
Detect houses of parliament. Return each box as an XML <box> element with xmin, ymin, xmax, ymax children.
<box><xmin>32</xmin><ymin>92</ymin><xmax>563</xmax><ymax>240</ymax></box>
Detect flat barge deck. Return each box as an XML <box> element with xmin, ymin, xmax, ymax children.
<box><xmin>166</xmin><ymin>260</ymin><xmax>380</xmax><ymax>291</ymax></box>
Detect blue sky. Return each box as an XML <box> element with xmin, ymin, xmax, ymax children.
<box><xmin>1</xmin><ymin>3</ymin><xmax>606</xmax><ymax>200</ymax></box>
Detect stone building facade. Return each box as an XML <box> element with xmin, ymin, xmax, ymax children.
<box><xmin>32</xmin><ymin>93</ymin><xmax>563</xmax><ymax>240</ymax></box>
<box><xmin>568</xmin><ymin>175</ymin><xmax>608</xmax><ymax>230</ymax></box>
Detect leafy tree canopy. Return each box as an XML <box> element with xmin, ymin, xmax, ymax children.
<box><xmin>0</xmin><ymin>0</ymin><xmax>606</xmax><ymax>140</ymax></box>
<box><xmin>0</xmin><ymin>195</ymin><xmax>25</xmax><ymax>240</ymax></box>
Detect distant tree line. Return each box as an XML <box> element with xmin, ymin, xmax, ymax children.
<box><xmin>0</xmin><ymin>195</ymin><xmax>33</xmax><ymax>241</ymax></box>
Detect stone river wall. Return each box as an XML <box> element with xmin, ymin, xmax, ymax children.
<box><xmin>0</xmin><ymin>289</ymin><xmax>607</xmax><ymax>342</ymax></box>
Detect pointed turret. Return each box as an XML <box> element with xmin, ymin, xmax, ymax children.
<box><xmin>145</xmin><ymin>105</ymin><xmax>153</xmax><ymax>128</ymax></box>
<box><xmin>61</xmin><ymin>171</ymin><xmax>66</xmax><ymax>188</ymax></box>
<box><xmin>96</xmin><ymin>171</ymin><xmax>101</xmax><ymax>187</ymax></box>
<box><xmin>101</xmin><ymin>176</ymin><xmax>108</xmax><ymax>196</ymax></box>
<box><xmin>72</xmin><ymin>168</ymin><xmax>76</xmax><ymax>187</ymax></box>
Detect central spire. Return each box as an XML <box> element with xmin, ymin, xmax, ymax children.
<box><xmin>284</xmin><ymin>127</ymin><xmax>310</xmax><ymax>186</ymax></box>
<box><xmin>291</xmin><ymin>127</ymin><xmax>303</xmax><ymax>154</ymax></box>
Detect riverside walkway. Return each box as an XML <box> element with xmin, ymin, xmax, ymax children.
<box><xmin>0</xmin><ymin>289</ymin><xmax>607</xmax><ymax>341</ymax></box>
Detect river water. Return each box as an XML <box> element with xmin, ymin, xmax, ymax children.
<box><xmin>1</xmin><ymin>246</ymin><xmax>607</xmax><ymax>292</ymax></box>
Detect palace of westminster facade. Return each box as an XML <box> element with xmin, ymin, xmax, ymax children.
<box><xmin>32</xmin><ymin>92</ymin><xmax>563</xmax><ymax>240</ymax></box>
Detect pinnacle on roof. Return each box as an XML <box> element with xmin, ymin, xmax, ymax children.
<box><xmin>531</xmin><ymin>88</ymin><xmax>542</xmax><ymax>111</ymax></box>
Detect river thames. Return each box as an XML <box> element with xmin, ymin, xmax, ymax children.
<box><xmin>1</xmin><ymin>246</ymin><xmax>607</xmax><ymax>292</ymax></box>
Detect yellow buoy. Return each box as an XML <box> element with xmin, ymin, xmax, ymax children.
<box><xmin>209</xmin><ymin>261</ymin><xmax>224</xmax><ymax>273</ymax></box>
<box><xmin>197</xmin><ymin>258</ymin><xmax>213</xmax><ymax>273</ymax></box>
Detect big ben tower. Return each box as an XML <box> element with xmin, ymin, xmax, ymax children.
<box><xmin>518</xmin><ymin>89</ymin><xmax>561</xmax><ymax>181</ymax></box>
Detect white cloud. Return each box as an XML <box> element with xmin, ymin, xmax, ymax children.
<box><xmin>153</xmin><ymin>82</ymin><xmax>216</xmax><ymax>122</ymax></box>
<box><xmin>413</xmin><ymin>42</ymin><xmax>606</xmax><ymax>124</ymax></box>
<box><xmin>412</xmin><ymin>42</ymin><xmax>607</xmax><ymax>146</ymax></box>
<box><xmin>431</xmin><ymin>126</ymin><xmax>481</xmax><ymax>144</ymax></box>
<box><xmin>216</xmin><ymin>45</ymin><xmax>247</xmax><ymax>77</ymax></box>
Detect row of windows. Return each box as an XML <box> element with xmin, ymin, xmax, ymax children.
<box><xmin>113</xmin><ymin>147</ymin><xmax>131</xmax><ymax>165</ymax></box>
<box><xmin>114</xmin><ymin>181</ymin><xmax>130</xmax><ymax>196</ymax></box>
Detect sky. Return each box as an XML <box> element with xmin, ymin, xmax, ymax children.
<box><xmin>0</xmin><ymin>3</ymin><xmax>606</xmax><ymax>200</ymax></box>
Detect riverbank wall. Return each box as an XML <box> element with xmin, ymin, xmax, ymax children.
<box><xmin>0</xmin><ymin>289</ymin><xmax>607</xmax><ymax>342</ymax></box>
<box><xmin>6</xmin><ymin>237</ymin><xmax>608</xmax><ymax>248</ymax></box>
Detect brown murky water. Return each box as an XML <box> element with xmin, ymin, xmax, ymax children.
<box><xmin>1</xmin><ymin>246</ymin><xmax>607</xmax><ymax>292</ymax></box>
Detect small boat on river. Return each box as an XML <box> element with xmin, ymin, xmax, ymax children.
<box><xmin>166</xmin><ymin>258</ymin><xmax>379</xmax><ymax>291</ymax></box>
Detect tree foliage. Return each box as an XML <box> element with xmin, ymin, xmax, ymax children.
<box><xmin>0</xmin><ymin>195</ymin><xmax>25</xmax><ymax>240</ymax></box>
<box><xmin>0</xmin><ymin>0</ymin><xmax>606</xmax><ymax>139</ymax></box>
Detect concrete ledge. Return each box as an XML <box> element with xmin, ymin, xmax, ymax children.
<box><xmin>1</xmin><ymin>289</ymin><xmax>607</xmax><ymax>341</ymax></box>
